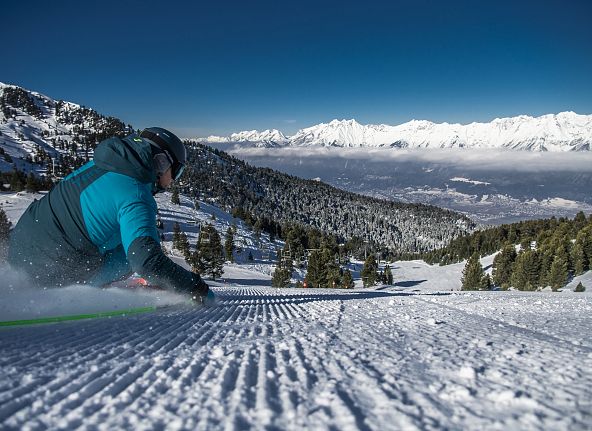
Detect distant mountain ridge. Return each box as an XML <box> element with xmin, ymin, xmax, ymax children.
<box><xmin>200</xmin><ymin>113</ymin><xmax>592</xmax><ymax>151</ymax></box>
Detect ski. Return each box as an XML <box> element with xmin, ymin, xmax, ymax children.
<box><xmin>0</xmin><ymin>306</ymin><xmax>157</xmax><ymax>327</ymax></box>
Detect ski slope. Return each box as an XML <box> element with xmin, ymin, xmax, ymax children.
<box><xmin>2</xmin><ymin>191</ymin><xmax>592</xmax><ymax>429</ymax></box>
<box><xmin>1</xmin><ymin>286</ymin><xmax>591</xmax><ymax>430</ymax></box>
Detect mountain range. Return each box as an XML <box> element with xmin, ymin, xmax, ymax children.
<box><xmin>2</xmin><ymin>80</ymin><xmax>591</xmax><ymax>228</ymax></box>
<box><xmin>200</xmin><ymin>113</ymin><xmax>592</xmax><ymax>151</ymax></box>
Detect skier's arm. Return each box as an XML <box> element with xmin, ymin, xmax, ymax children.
<box><xmin>88</xmin><ymin>244</ymin><xmax>132</xmax><ymax>287</ymax></box>
<box><xmin>126</xmin><ymin>236</ymin><xmax>208</xmax><ymax>296</ymax></box>
<box><xmin>118</xmin><ymin>194</ymin><xmax>208</xmax><ymax>297</ymax></box>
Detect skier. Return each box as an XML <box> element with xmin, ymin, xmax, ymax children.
<box><xmin>8</xmin><ymin>127</ymin><xmax>214</xmax><ymax>304</ymax></box>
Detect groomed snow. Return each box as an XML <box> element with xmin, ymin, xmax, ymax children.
<box><xmin>1</xmin><ymin>287</ymin><xmax>591</xmax><ymax>430</ymax></box>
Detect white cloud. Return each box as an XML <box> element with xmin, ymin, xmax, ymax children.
<box><xmin>229</xmin><ymin>147</ymin><xmax>592</xmax><ymax>172</ymax></box>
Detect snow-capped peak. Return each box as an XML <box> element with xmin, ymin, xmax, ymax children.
<box><xmin>229</xmin><ymin>129</ymin><xmax>288</xmax><ymax>146</ymax></box>
<box><xmin>201</xmin><ymin>112</ymin><xmax>592</xmax><ymax>151</ymax></box>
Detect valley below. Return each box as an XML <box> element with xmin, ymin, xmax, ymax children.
<box><xmin>222</xmin><ymin>146</ymin><xmax>592</xmax><ymax>225</ymax></box>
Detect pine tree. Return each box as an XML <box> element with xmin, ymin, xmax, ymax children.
<box><xmin>483</xmin><ymin>273</ymin><xmax>493</xmax><ymax>290</ymax></box>
<box><xmin>537</xmin><ymin>247</ymin><xmax>555</xmax><ymax>287</ymax></box>
<box><xmin>10</xmin><ymin>170</ymin><xmax>24</xmax><ymax>191</ymax></box>
<box><xmin>361</xmin><ymin>254</ymin><xmax>378</xmax><ymax>287</ymax></box>
<box><xmin>25</xmin><ymin>172</ymin><xmax>39</xmax><ymax>192</ymax></box>
<box><xmin>492</xmin><ymin>244</ymin><xmax>517</xmax><ymax>289</ymax></box>
<box><xmin>254</xmin><ymin>219</ymin><xmax>262</xmax><ymax>241</ymax></box>
<box><xmin>574</xmin><ymin>211</ymin><xmax>587</xmax><ymax>230</ymax></box>
<box><xmin>548</xmin><ymin>254</ymin><xmax>569</xmax><ymax>291</ymax></box>
<box><xmin>384</xmin><ymin>265</ymin><xmax>394</xmax><ymax>285</ymax></box>
<box><xmin>271</xmin><ymin>254</ymin><xmax>293</xmax><ymax>288</ymax></box>
<box><xmin>461</xmin><ymin>253</ymin><xmax>488</xmax><ymax>290</ymax></box>
<box><xmin>507</xmin><ymin>226</ymin><xmax>518</xmax><ymax>244</ymax></box>
<box><xmin>171</xmin><ymin>187</ymin><xmax>180</xmax><ymax>205</ymax></box>
<box><xmin>172</xmin><ymin>222</ymin><xmax>181</xmax><ymax>249</ymax></box>
<box><xmin>582</xmin><ymin>226</ymin><xmax>592</xmax><ymax>266</ymax></box>
<box><xmin>0</xmin><ymin>207</ymin><xmax>11</xmax><ymax>245</ymax></box>
<box><xmin>520</xmin><ymin>238</ymin><xmax>532</xmax><ymax>251</ymax></box>
<box><xmin>342</xmin><ymin>269</ymin><xmax>355</xmax><ymax>289</ymax></box>
<box><xmin>306</xmin><ymin>249</ymin><xmax>325</xmax><ymax>288</ymax></box>
<box><xmin>572</xmin><ymin>242</ymin><xmax>586</xmax><ymax>275</ymax></box>
<box><xmin>224</xmin><ymin>227</ymin><xmax>235</xmax><ymax>262</ymax></box>
<box><xmin>198</xmin><ymin>224</ymin><xmax>224</xmax><ymax>280</ymax></box>
<box><xmin>189</xmin><ymin>249</ymin><xmax>206</xmax><ymax>274</ymax></box>
<box><xmin>326</xmin><ymin>260</ymin><xmax>341</xmax><ymax>289</ymax></box>
<box><xmin>177</xmin><ymin>232</ymin><xmax>191</xmax><ymax>260</ymax></box>
<box><xmin>511</xmin><ymin>250</ymin><xmax>541</xmax><ymax>291</ymax></box>
<box><xmin>575</xmin><ymin>227</ymin><xmax>592</xmax><ymax>272</ymax></box>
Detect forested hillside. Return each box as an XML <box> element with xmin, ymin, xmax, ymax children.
<box><xmin>0</xmin><ymin>83</ymin><xmax>130</xmax><ymax>180</ymax></box>
<box><xmin>180</xmin><ymin>143</ymin><xmax>475</xmax><ymax>253</ymax></box>
<box><xmin>417</xmin><ymin>211</ymin><xmax>592</xmax><ymax>291</ymax></box>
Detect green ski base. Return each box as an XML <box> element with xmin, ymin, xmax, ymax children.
<box><xmin>0</xmin><ymin>306</ymin><xmax>157</xmax><ymax>327</ymax></box>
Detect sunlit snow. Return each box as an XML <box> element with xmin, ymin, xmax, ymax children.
<box><xmin>1</xmin><ymin>191</ymin><xmax>591</xmax><ymax>430</ymax></box>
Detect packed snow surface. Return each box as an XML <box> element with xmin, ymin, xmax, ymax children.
<box><xmin>1</xmin><ymin>286</ymin><xmax>591</xmax><ymax>430</ymax></box>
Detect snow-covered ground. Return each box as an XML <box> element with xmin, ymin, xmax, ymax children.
<box><xmin>1</xmin><ymin>287</ymin><xmax>591</xmax><ymax>430</ymax></box>
<box><xmin>1</xmin><ymin>191</ymin><xmax>592</xmax><ymax>430</ymax></box>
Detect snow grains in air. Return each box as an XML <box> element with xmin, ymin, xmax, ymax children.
<box><xmin>0</xmin><ymin>288</ymin><xmax>591</xmax><ymax>430</ymax></box>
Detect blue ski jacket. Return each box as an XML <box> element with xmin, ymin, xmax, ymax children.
<box><xmin>8</xmin><ymin>134</ymin><xmax>207</xmax><ymax>295</ymax></box>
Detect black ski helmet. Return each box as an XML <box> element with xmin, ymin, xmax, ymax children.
<box><xmin>140</xmin><ymin>127</ymin><xmax>186</xmax><ymax>180</ymax></box>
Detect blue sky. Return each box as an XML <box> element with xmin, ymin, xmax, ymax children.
<box><xmin>3</xmin><ymin>0</ymin><xmax>592</xmax><ymax>136</ymax></box>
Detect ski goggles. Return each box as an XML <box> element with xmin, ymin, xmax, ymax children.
<box><xmin>140</xmin><ymin>131</ymin><xmax>185</xmax><ymax>181</ymax></box>
<box><xmin>167</xmin><ymin>154</ymin><xmax>185</xmax><ymax>181</ymax></box>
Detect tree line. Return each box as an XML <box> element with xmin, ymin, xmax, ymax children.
<box><xmin>460</xmin><ymin>212</ymin><xmax>591</xmax><ymax>291</ymax></box>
